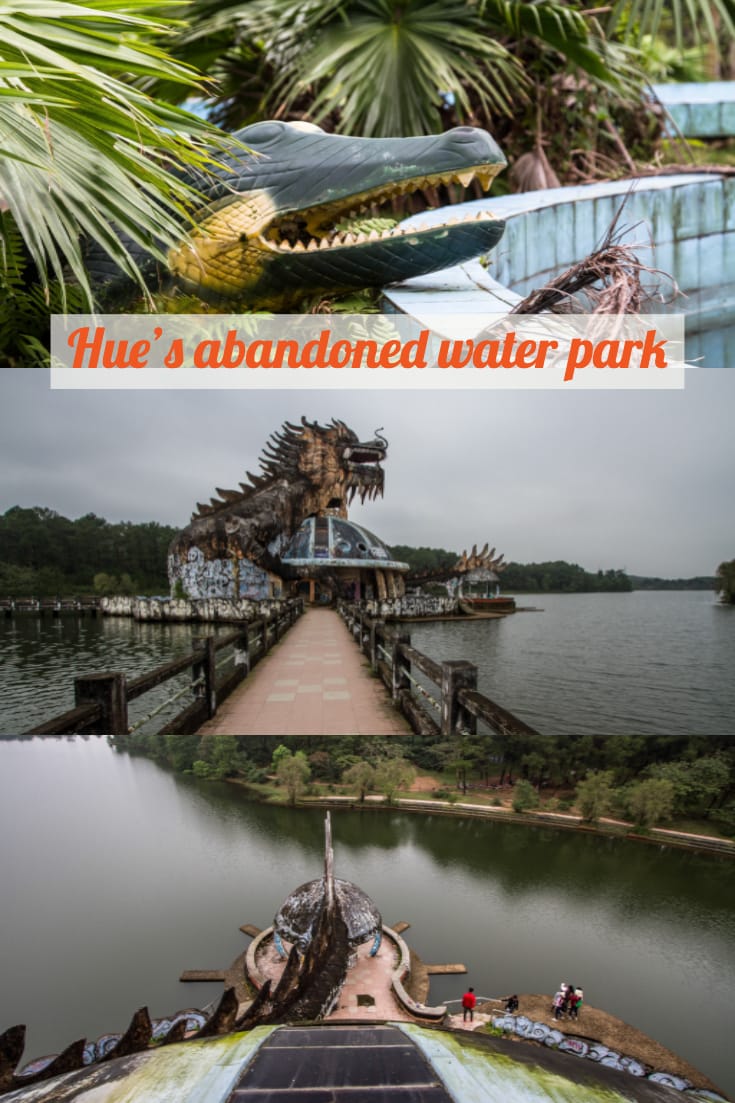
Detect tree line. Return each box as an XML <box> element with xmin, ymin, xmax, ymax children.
<box><xmin>391</xmin><ymin>546</ymin><xmax>633</xmax><ymax>592</ymax></box>
<box><xmin>99</xmin><ymin>728</ymin><xmax>735</xmax><ymax>836</ymax></box>
<box><xmin>1</xmin><ymin>507</ymin><xmax>728</xmax><ymax>602</ymax></box>
<box><xmin>0</xmin><ymin>506</ymin><xmax>176</xmax><ymax>596</ymax></box>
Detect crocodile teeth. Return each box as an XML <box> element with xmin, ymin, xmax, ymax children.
<box><xmin>369</xmin><ymin>229</ymin><xmax>381</xmax><ymax>241</ymax></box>
<box><xmin>307</xmin><ymin>239</ymin><xmax>318</xmax><ymax>251</ymax></box>
<box><xmin>280</xmin><ymin>240</ymin><xmax>292</xmax><ymax>252</ymax></box>
<box><xmin>456</xmin><ymin>171</ymin><xmax>475</xmax><ymax>187</ymax></box>
<box><xmin>355</xmin><ymin>232</ymin><xmax>368</xmax><ymax>243</ymax></box>
<box><xmin>292</xmin><ymin>240</ymin><xmax>306</xmax><ymax>252</ymax></box>
<box><xmin>319</xmin><ymin>237</ymin><xmax>331</xmax><ymax>249</ymax></box>
<box><xmin>477</xmin><ymin>169</ymin><xmax>495</xmax><ymax>190</ymax></box>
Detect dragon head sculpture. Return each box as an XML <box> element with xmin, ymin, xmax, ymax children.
<box><xmin>167</xmin><ymin>121</ymin><xmax>506</xmax><ymax>306</ymax></box>
<box><xmin>168</xmin><ymin>418</ymin><xmax>389</xmax><ymax>589</ymax></box>
<box><xmin>194</xmin><ymin>417</ymin><xmax>386</xmax><ymax>524</ymax></box>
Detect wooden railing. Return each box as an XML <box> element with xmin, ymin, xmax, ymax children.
<box><xmin>24</xmin><ymin>599</ymin><xmax>304</xmax><ymax>737</ymax></box>
<box><xmin>339</xmin><ymin>602</ymin><xmax>540</xmax><ymax>738</ymax></box>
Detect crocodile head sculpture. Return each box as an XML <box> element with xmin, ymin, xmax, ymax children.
<box><xmin>168</xmin><ymin>418</ymin><xmax>389</xmax><ymax>594</ymax></box>
<box><xmin>162</xmin><ymin>120</ymin><xmax>506</xmax><ymax>307</ymax></box>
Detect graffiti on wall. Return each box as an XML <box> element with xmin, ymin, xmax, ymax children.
<box><xmin>168</xmin><ymin>547</ymin><xmax>234</xmax><ymax>599</ymax></box>
<box><xmin>168</xmin><ymin>547</ymin><xmax>273</xmax><ymax>600</ymax></box>
<box><xmin>238</xmin><ymin>559</ymin><xmax>273</xmax><ymax>600</ymax></box>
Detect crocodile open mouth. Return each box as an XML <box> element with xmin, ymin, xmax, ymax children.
<box><xmin>262</xmin><ymin>161</ymin><xmax>504</xmax><ymax>254</ymax></box>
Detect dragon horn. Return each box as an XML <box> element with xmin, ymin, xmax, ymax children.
<box><xmin>215</xmin><ymin>488</ymin><xmax>242</xmax><ymax>503</ymax></box>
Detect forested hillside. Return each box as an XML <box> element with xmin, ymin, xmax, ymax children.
<box><xmin>0</xmin><ymin>506</ymin><xmax>176</xmax><ymax>594</ymax></box>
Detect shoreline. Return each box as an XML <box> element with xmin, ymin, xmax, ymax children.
<box><xmin>228</xmin><ymin>780</ymin><xmax>735</xmax><ymax>857</ymax></box>
<box><xmin>472</xmin><ymin>994</ymin><xmax>724</xmax><ymax>1096</ymax></box>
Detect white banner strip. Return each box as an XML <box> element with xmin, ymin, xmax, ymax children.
<box><xmin>50</xmin><ymin>313</ymin><xmax>687</xmax><ymax>389</ymax></box>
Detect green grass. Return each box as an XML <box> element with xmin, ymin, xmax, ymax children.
<box><xmin>660</xmin><ymin>137</ymin><xmax>735</xmax><ymax>167</ymax></box>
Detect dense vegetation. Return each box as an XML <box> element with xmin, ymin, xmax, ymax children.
<box><xmin>101</xmin><ymin>728</ymin><xmax>735</xmax><ymax>836</ymax></box>
<box><xmin>0</xmin><ymin>507</ymin><xmax>176</xmax><ymax>595</ymax></box>
<box><xmin>630</xmin><ymin>575</ymin><xmax>717</xmax><ymax>590</ymax></box>
<box><xmin>392</xmin><ymin>545</ymin><xmax>633</xmax><ymax>592</ymax></box>
<box><xmin>501</xmin><ymin>561</ymin><xmax>632</xmax><ymax>593</ymax></box>
<box><xmin>0</xmin><ymin>508</ymin><xmax>716</xmax><ymax>597</ymax></box>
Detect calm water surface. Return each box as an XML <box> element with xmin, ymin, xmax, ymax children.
<box><xmin>412</xmin><ymin>590</ymin><xmax>735</xmax><ymax>735</ymax></box>
<box><xmin>0</xmin><ymin>616</ymin><xmax>229</xmax><ymax>734</ymax></box>
<box><xmin>1</xmin><ymin>591</ymin><xmax>734</xmax><ymax>735</ymax></box>
<box><xmin>0</xmin><ymin>739</ymin><xmax>733</xmax><ymax>1095</ymax></box>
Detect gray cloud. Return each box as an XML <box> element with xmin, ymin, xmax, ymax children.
<box><xmin>0</xmin><ymin>370</ymin><xmax>732</xmax><ymax>577</ymax></box>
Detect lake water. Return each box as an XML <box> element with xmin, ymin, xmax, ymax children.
<box><xmin>0</xmin><ymin>738</ymin><xmax>733</xmax><ymax>1095</ymax></box>
<box><xmin>1</xmin><ymin>591</ymin><xmax>733</xmax><ymax>736</ymax></box>
<box><xmin>411</xmin><ymin>590</ymin><xmax>735</xmax><ymax>736</ymax></box>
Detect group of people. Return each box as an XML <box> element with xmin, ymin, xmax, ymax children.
<box><xmin>552</xmin><ymin>983</ymin><xmax>584</xmax><ymax>1021</ymax></box>
<box><xmin>461</xmin><ymin>988</ymin><xmax>519</xmax><ymax>1022</ymax></box>
<box><xmin>460</xmin><ymin>983</ymin><xmax>582</xmax><ymax>1025</ymax></box>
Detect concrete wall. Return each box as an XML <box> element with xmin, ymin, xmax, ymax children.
<box><xmin>652</xmin><ymin>81</ymin><xmax>735</xmax><ymax>139</ymax></box>
<box><xmin>100</xmin><ymin>595</ymin><xmax>288</xmax><ymax>622</ymax></box>
<box><xmin>384</xmin><ymin>172</ymin><xmax>735</xmax><ymax>367</ymax></box>
<box><xmin>363</xmin><ymin>595</ymin><xmax>457</xmax><ymax>619</ymax></box>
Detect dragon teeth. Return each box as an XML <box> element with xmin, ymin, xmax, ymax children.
<box><xmin>455</xmin><ymin>171</ymin><xmax>475</xmax><ymax>187</ymax></box>
<box><xmin>477</xmin><ymin>169</ymin><xmax>495</xmax><ymax>190</ymax></box>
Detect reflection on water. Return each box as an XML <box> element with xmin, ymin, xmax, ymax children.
<box><xmin>0</xmin><ymin>738</ymin><xmax>733</xmax><ymax>1095</ymax></box>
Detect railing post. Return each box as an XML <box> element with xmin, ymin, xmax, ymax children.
<box><xmin>369</xmin><ymin>618</ymin><xmax>383</xmax><ymax>671</ymax></box>
<box><xmin>203</xmin><ymin>635</ymin><xmax>217</xmax><ymax>717</ymax></box>
<box><xmin>391</xmin><ymin>631</ymin><xmax>411</xmax><ymax>702</ymax></box>
<box><xmin>234</xmin><ymin>628</ymin><xmax>250</xmax><ymax>677</ymax></box>
<box><xmin>192</xmin><ymin>636</ymin><xmax>217</xmax><ymax>717</ymax></box>
<box><xmin>74</xmin><ymin>672</ymin><xmax>128</xmax><ymax>735</ymax></box>
<box><xmin>440</xmin><ymin>660</ymin><xmax>477</xmax><ymax>737</ymax></box>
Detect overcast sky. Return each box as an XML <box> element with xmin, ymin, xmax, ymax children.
<box><xmin>0</xmin><ymin>369</ymin><xmax>732</xmax><ymax>577</ymax></box>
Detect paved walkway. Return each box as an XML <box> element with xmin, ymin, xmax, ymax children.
<box><xmin>198</xmin><ymin>607</ymin><xmax>411</xmax><ymax>736</ymax></box>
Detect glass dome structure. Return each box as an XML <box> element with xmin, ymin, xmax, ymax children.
<box><xmin>282</xmin><ymin>516</ymin><xmax>408</xmax><ymax>572</ymax></box>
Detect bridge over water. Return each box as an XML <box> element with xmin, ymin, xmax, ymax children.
<box><xmin>197</xmin><ymin>607</ymin><xmax>410</xmax><ymax>736</ymax></box>
<box><xmin>23</xmin><ymin>599</ymin><xmax>536</xmax><ymax>739</ymax></box>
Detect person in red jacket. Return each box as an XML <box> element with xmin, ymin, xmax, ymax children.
<box><xmin>462</xmin><ymin>987</ymin><xmax>477</xmax><ymax>1022</ymax></box>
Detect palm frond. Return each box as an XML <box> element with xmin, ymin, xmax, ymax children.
<box><xmin>0</xmin><ymin>0</ymin><xmax>228</xmax><ymax>306</ymax></box>
<box><xmin>606</xmin><ymin>0</ymin><xmax>735</xmax><ymax>47</ymax></box>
